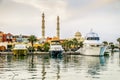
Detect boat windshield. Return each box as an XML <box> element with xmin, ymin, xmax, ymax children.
<box><xmin>14</xmin><ymin>44</ymin><xmax>27</xmax><ymax>49</ymax></box>
<box><xmin>86</xmin><ymin>37</ymin><xmax>99</xmax><ymax>40</ymax></box>
<box><xmin>51</xmin><ymin>41</ymin><xmax>60</xmax><ymax>45</ymax></box>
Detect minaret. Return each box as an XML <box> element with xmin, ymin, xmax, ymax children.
<box><xmin>57</xmin><ymin>16</ymin><xmax>60</xmax><ymax>39</ymax></box>
<box><xmin>42</xmin><ymin>13</ymin><xmax>45</xmax><ymax>39</ymax></box>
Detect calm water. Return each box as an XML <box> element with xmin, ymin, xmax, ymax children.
<box><xmin>0</xmin><ymin>52</ymin><xmax>120</xmax><ymax>80</ymax></box>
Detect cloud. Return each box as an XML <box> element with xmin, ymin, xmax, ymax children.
<box><xmin>11</xmin><ymin>0</ymin><xmax>70</xmax><ymax>20</ymax></box>
<box><xmin>0</xmin><ymin>0</ymin><xmax>120</xmax><ymax>42</ymax></box>
<box><xmin>66</xmin><ymin>0</ymin><xmax>120</xmax><ymax>19</ymax></box>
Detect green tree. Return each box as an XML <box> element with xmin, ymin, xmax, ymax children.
<box><xmin>72</xmin><ymin>38</ymin><xmax>78</xmax><ymax>47</ymax></box>
<box><xmin>42</xmin><ymin>42</ymin><xmax>50</xmax><ymax>52</ymax></box>
<box><xmin>28</xmin><ymin>35</ymin><xmax>37</xmax><ymax>52</ymax></box>
<box><xmin>109</xmin><ymin>42</ymin><xmax>113</xmax><ymax>45</ymax></box>
<box><xmin>62</xmin><ymin>39</ymin><xmax>83</xmax><ymax>51</ymax></box>
<box><xmin>117</xmin><ymin>38</ymin><xmax>120</xmax><ymax>49</ymax></box>
<box><xmin>62</xmin><ymin>40</ymin><xmax>73</xmax><ymax>51</ymax></box>
<box><xmin>68</xmin><ymin>40</ymin><xmax>73</xmax><ymax>48</ymax></box>
<box><xmin>78</xmin><ymin>42</ymin><xmax>83</xmax><ymax>48</ymax></box>
<box><xmin>103</xmin><ymin>41</ymin><xmax>108</xmax><ymax>46</ymax></box>
<box><xmin>109</xmin><ymin>42</ymin><xmax>114</xmax><ymax>52</ymax></box>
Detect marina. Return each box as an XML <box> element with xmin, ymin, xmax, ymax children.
<box><xmin>0</xmin><ymin>0</ymin><xmax>120</xmax><ymax>80</ymax></box>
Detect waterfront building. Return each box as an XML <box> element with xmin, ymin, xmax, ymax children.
<box><xmin>13</xmin><ymin>34</ymin><xmax>29</xmax><ymax>43</ymax></box>
<box><xmin>0</xmin><ymin>31</ymin><xmax>4</xmax><ymax>42</ymax></box>
<box><xmin>6</xmin><ymin>33</ymin><xmax>13</xmax><ymax>42</ymax></box>
<box><xmin>46</xmin><ymin>37</ymin><xmax>52</xmax><ymax>43</ymax></box>
<box><xmin>0</xmin><ymin>31</ymin><xmax>13</xmax><ymax>42</ymax></box>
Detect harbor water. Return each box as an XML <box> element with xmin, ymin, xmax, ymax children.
<box><xmin>0</xmin><ymin>52</ymin><xmax>120</xmax><ymax>80</ymax></box>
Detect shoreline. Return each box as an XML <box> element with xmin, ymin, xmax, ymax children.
<box><xmin>0</xmin><ymin>52</ymin><xmax>108</xmax><ymax>57</ymax></box>
<box><xmin>0</xmin><ymin>51</ymin><xmax>80</xmax><ymax>55</ymax></box>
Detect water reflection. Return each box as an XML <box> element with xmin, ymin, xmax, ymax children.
<box><xmin>0</xmin><ymin>53</ymin><xmax>120</xmax><ymax>80</ymax></box>
<box><xmin>28</xmin><ymin>54</ymin><xmax>36</xmax><ymax>72</ymax></box>
<box><xmin>56</xmin><ymin>63</ymin><xmax>60</xmax><ymax>80</ymax></box>
<box><xmin>100</xmin><ymin>56</ymin><xmax>105</xmax><ymax>66</ymax></box>
<box><xmin>87</xmin><ymin>56</ymin><xmax>108</xmax><ymax>78</ymax></box>
<box><xmin>119</xmin><ymin>49</ymin><xmax>120</xmax><ymax>66</ymax></box>
<box><xmin>41</xmin><ymin>61</ymin><xmax>46</xmax><ymax>80</ymax></box>
<box><xmin>41</xmin><ymin>55</ymin><xmax>50</xmax><ymax>80</ymax></box>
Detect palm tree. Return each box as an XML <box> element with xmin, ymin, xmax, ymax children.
<box><xmin>28</xmin><ymin>35</ymin><xmax>37</xmax><ymax>52</ymax></box>
<box><xmin>72</xmin><ymin>38</ymin><xmax>78</xmax><ymax>47</ymax></box>
<box><xmin>61</xmin><ymin>40</ymin><xmax>68</xmax><ymax>51</ymax></box>
<box><xmin>42</xmin><ymin>42</ymin><xmax>50</xmax><ymax>52</ymax></box>
<box><xmin>103</xmin><ymin>41</ymin><xmax>108</xmax><ymax>46</ymax></box>
<box><xmin>62</xmin><ymin>40</ymin><xmax>73</xmax><ymax>51</ymax></box>
<box><xmin>117</xmin><ymin>38</ymin><xmax>120</xmax><ymax>49</ymax></box>
<box><xmin>72</xmin><ymin>38</ymin><xmax>79</xmax><ymax>51</ymax></box>
<box><xmin>68</xmin><ymin>40</ymin><xmax>73</xmax><ymax>48</ymax></box>
<box><xmin>109</xmin><ymin>42</ymin><xmax>114</xmax><ymax>52</ymax></box>
<box><xmin>78</xmin><ymin>42</ymin><xmax>83</xmax><ymax>48</ymax></box>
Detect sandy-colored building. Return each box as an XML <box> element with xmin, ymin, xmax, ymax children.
<box><xmin>0</xmin><ymin>31</ymin><xmax>4</xmax><ymax>42</ymax></box>
<box><xmin>74</xmin><ymin>31</ymin><xmax>84</xmax><ymax>42</ymax></box>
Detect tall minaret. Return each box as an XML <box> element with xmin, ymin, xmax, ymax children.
<box><xmin>57</xmin><ymin>16</ymin><xmax>60</xmax><ymax>39</ymax></box>
<box><xmin>42</xmin><ymin>13</ymin><xmax>45</xmax><ymax>39</ymax></box>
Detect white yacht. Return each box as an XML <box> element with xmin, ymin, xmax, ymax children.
<box><xmin>76</xmin><ymin>30</ymin><xmax>107</xmax><ymax>56</ymax></box>
<box><xmin>49</xmin><ymin>40</ymin><xmax>64</xmax><ymax>57</ymax></box>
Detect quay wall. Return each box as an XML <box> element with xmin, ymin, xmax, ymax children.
<box><xmin>0</xmin><ymin>52</ymin><xmax>80</xmax><ymax>55</ymax></box>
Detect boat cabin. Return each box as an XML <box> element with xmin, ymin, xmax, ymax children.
<box><xmin>50</xmin><ymin>40</ymin><xmax>60</xmax><ymax>45</ymax></box>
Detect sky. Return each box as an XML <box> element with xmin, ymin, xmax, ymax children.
<box><xmin>0</xmin><ymin>0</ymin><xmax>120</xmax><ymax>43</ymax></box>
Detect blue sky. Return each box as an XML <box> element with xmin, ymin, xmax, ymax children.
<box><xmin>0</xmin><ymin>0</ymin><xmax>120</xmax><ymax>43</ymax></box>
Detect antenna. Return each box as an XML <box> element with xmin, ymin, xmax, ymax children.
<box><xmin>90</xmin><ymin>28</ymin><xmax>93</xmax><ymax>33</ymax></box>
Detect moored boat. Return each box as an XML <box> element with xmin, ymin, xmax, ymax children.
<box><xmin>12</xmin><ymin>44</ymin><xmax>28</xmax><ymax>55</ymax></box>
<box><xmin>76</xmin><ymin>30</ymin><xmax>107</xmax><ymax>56</ymax></box>
<box><xmin>49</xmin><ymin>40</ymin><xmax>64</xmax><ymax>58</ymax></box>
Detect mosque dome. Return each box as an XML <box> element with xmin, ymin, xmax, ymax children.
<box><xmin>75</xmin><ymin>31</ymin><xmax>81</xmax><ymax>37</ymax></box>
<box><xmin>70</xmin><ymin>31</ymin><xmax>84</xmax><ymax>42</ymax></box>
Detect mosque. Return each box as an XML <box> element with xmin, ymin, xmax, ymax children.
<box><xmin>39</xmin><ymin>13</ymin><xmax>60</xmax><ymax>43</ymax></box>
<box><xmin>40</xmin><ymin>13</ymin><xmax>84</xmax><ymax>43</ymax></box>
<box><xmin>74</xmin><ymin>31</ymin><xmax>84</xmax><ymax>42</ymax></box>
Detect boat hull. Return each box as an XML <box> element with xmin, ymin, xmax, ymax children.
<box><xmin>12</xmin><ymin>49</ymin><xmax>28</xmax><ymax>56</ymax></box>
<box><xmin>77</xmin><ymin>46</ymin><xmax>107</xmax><ymax>56</ymax></box>
<box><xmin>49</xmin><ymin>50</ymin><xmax>63</xmax><ymax>58</ymax></box>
